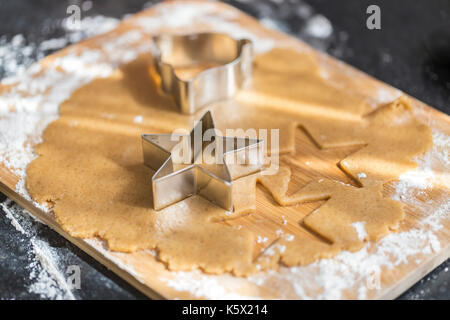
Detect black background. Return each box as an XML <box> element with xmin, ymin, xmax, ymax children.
<box><xmin>0</xmin><ymin>0</ymin><xmax>448</xmax><ymax>300</ymax></box>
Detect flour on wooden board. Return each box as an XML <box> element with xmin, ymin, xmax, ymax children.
<box><xmin>29</xmin><ymin>239</ymin><xmax>75</xmax><ymax>300</ymax></box>
<box><xmin>352</xmin><ymin>222</ymin><xmax>367</xmax><ymax>241</ymax></box>
<box><xmin>0</xmin><ymin>1</ymin><xmax>448</xmax><ymax>300</ymax></box>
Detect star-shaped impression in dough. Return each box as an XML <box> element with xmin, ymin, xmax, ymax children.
<box><xmin>142</xmin><ymin>111</ymin><xmax>264</xmax><ymax>211</ymax></box>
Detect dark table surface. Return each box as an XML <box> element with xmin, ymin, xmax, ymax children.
<box><xmin>0</xmin><ymin>0</ymin><xmax>448</xmax><ymax>300</ymax></box>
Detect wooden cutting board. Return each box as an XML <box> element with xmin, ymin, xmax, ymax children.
<box><xmin>0</xmin><ymin>0</ymin><xmax>449</xmax><ymax>299</ymax></box>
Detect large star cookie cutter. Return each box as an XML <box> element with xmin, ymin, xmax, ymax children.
<box><xmin>152</xmin><ymin>33</ymin><xmax>253</xmax><ymax>114</ymax></box>
<box><xmin>142</xmin><ymin>111</ymin><xmax>264</xmax><ymax>211</ymax></box>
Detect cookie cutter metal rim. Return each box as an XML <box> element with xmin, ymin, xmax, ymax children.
<box><xmin>142</xmin><ymin>111</ymin><xmax>264</xmax><ymax>211</ymax></box>
<box><xmin>152</xmin><ymin>33</ymin><xmax>253</xmax><ymax>114</ymax></box>
<box><xmin>150</xmin><ymin>136</ymin><xmax>232</xmax><ymax>185</ymax></box>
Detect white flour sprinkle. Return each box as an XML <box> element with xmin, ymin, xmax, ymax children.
<box><xmin>39</xmin><ymin>38</ymin><xmax>69</xmax><ymax>52</ymax></box>
<box><xmin>29</xmin><ymin>239</ymin><xmax>75</xmax><ymax>300</ymax></box>
<box><xmin>391</xmin><ymin>130</ymin><xmax>447</xmax><ymax>201</ymax></box>
<box><xmin>1</xmin><ymin>199</ymin><xmax>27</xmax><ymax>235</ymax></box>
<box><xmin>257</xmin><ymin>236</ymin><xmax>269</xmax><ymax>243</ymax></box>
<box><xmin>0</xmin><ymin>34</ymin><xmax>39</xmax><ymax>78</ymax></box>
<box><xmin>372</xmin><ymin>87</ymin><xmax>403</xmax><ymax>105</ymax></box>
<box><xmin>303</xmin><ymin>14</ymin><xmax>333</xmax><ymax>39</ymax></box>
<box><xmin>357</xmin><ymin>172</ymin><xmax>367</xmax><ymax>179</ymax></box>
<box><xmin>284</xmin><ymin>234</ymin><xmax>295</xmax><ymax>242</ymax></box>
<box><xmin>133</xmin><ymin>115</ymin><xmax>143</xmax><ymax>123</ymax></box>
<box><xmin>352</xmin><ymin>221</ymin><xmax>367</xmax><ymax>241</ymax></box>
<box><xmin>263</xmin><ymin>243</ymin><xmax>286</xmax><ymax>256</ymax></box>
<box><xmin>164</xmin><ymin>270</ymin><xmax>261</xmax><ymax>300</ymax></box>
<box><xmin>0</xmin><ymin>16</ymin><xmax>119</xmax><ymax>79</ymax></box>
<box><xmin>0</xmin><ymin>2</ymin><xmax>277</xmax><ymax>205</ymax></box>
<box><xmin>1</xmin><ymin>199</ymin><xmax>75</xmax><ymax>299</ymax></box>
<box><xmin>430</xmin><ymin>130</ymin><xmax>450</xmax><ymax>167</ymax></box>
<box><xmin>132</xmin><ymin>2</ymin><xmax>276</xmax><ymax>54</ymax></box>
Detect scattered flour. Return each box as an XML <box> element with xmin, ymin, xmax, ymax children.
<box><xmin>284</xmin><ymin>234</ymin><xmax>295</xmax><ymax>242</ymax></box>
<box><xmin>1</xmin><ymin>198</ymin><xmax>27</xmax><ymax>235</ymax></box>
<box><xmin>352</xmin><ymin>221</ymin><xmax>367</xmax><ymax>241</ymax></box>
<box><xmin>0</xmin><ymin>15</ymin><xmax>119</xmax><ymax>79</ymax></box>
<box><xmin>100</xmin><ymin>112</ymin><xmax>116</xmax><ymax>119</ymax></box>
<box><xmin>371</xmin><ymin>87</ymin><xmax>403</xmax><ymax>106</ymax></box>
<box><xmin>160</xmin><ymin>119</ymin><xmax>449</xmax><ymax>300</ymax></box>
<box><xmin>0</xmin><ymin>25</ymin><xmax>151</xmax><ymax>210</ymax></box>
<box><xmin>357</xmin><ymin>172</ymin><xmax>367</xmax><ymax>179</ymax></box>
<box><xmin>133</xmin><ymin>115</ymin><xmax>143</xmax><ymax>123</ymax></box>
<box><xmin>164</xmin><ymin>270</ymin><xmax>262</xmax><ymax>300</ymax></box>
<box><xmin>29</xmin><ymin>239</ymin><xmax>75</xmax><ymax>300</ymax></box>
<box><xmin>131</xmin><ymin>2</ymin><xmax>276</xmax><ymax>54</ymax></box>
<box><xmin>0</xmin><ymin>10</ymin><xmax>132</xmax><ymax>301</ymax></box>
<box><xmin>257</xmin><ymin>236</ymin><xmax>269</xmax><ymax>243</ymax></box>
<box><xmin>1</xmin><ymin>199</ymin><xmax>75</xmax><ymax>299</ymax></box>
<box><xmin>303</xmin><ymin>14</ymin><xmax>333</xmax><ymax>39</ymax></box>
<box><xmin>245</xmin><ymin>128</ymin><xmax>450</xmax><ymax>299</ymax></box>
<box><xmin>391</xmin><ymin>130</ymin><xmax>447</xmax><ymax>201</ymax></box>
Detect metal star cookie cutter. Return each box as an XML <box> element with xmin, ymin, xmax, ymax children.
<box><xmin>152</xmin><ymin>33</ymin><xmax>253</xmax><ymax>114</ymax></box>
<box><xmin>142</xmin><ymin>111</ymin><xmax>264</xmax><ymax>211</ymax></box>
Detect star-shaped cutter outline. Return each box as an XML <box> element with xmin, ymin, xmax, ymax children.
<box><xmin>152</xmin><ymin>33</ymin><xmax>253</xmax><ymax>114</ymax></box>
<box><xmin>142</xmin><ymin>111</ymin><xmax>264</xmax><ymax>211</ymax></box>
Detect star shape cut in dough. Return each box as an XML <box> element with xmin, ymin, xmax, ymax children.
<box><xmin>142</xmin><ymin>111</ymin><xmax>264</xmax><ymax>211</ymax></box>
